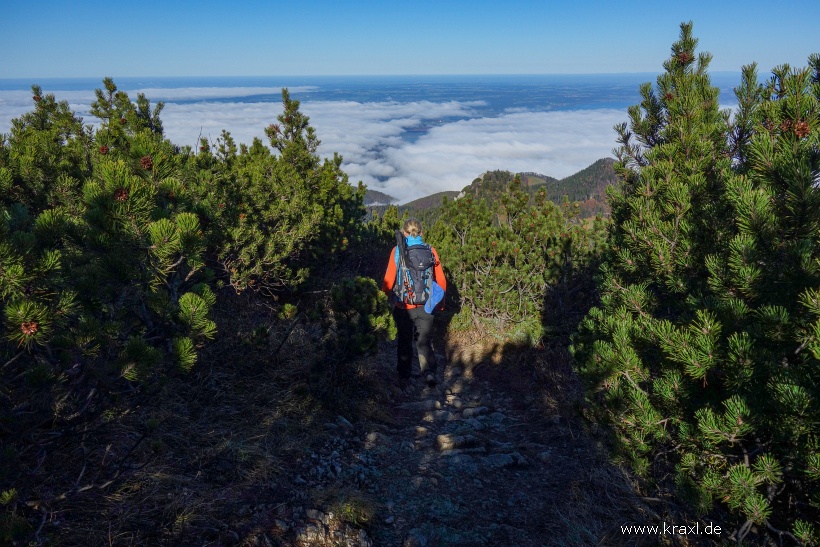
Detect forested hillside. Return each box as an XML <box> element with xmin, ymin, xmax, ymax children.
<box><xmin>367</xmin><ymin>161</ymin><xmax>616</xmax><ymax>238</ymax></box>
<box><xmin>1</xmin><ymin>22</ymin><xmax>818</xmax><ymax>546</ymax></box>
<box><xmin>527</xmin><ymin>158</ymin><xmax>616</xmax><ymax>216</ymax></box>
<box><xmin>363</xmin><ymin>188</ymin><xmax>396</xmax><ymax>206</ymax></box>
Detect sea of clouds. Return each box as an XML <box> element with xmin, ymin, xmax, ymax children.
<box><xmin>0</xmin><ymin>86</ymin><xmax>628</xmax><ymax>204</ymax></box>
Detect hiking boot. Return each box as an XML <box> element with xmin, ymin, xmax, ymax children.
<box><xmin>425</xmin><ymin>372</ymin><xmax>437</xmax><ymax>387</ymax></box>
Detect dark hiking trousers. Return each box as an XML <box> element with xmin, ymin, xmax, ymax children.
<box><xmin>393</xmin><ymin>306</ymin><xmax>437</xmax><ymax>379</ymax></box>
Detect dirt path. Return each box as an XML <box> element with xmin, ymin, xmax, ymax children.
<box><xmin>264</xmin><ymin>341</ymin><xmax>647</xmax><ymax>546</ymax></box>
<box><xmin>7</xmin><ymin>297</ymin><xmax>670</xmax><ymax>546</ymax></box>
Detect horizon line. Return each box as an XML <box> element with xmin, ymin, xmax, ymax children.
<box><xmin>0</xmin><ymin>71</ymin><xmax>745</xmax><ymax>82</ymax></box>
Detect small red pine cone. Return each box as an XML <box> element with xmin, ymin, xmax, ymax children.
<box><xmin>114</xmin><ymin>188</ymin><xmax>128</xmax><ymax>202</ymax></box>
<box><xmin>239</xmin><ymin>213</ymin><xmax>246</xmax><ymax>220</ymax></box>
<box><xmin>99</xmin><ymin>145</ymin><xmax>109</xmax><ymax>155</ymax></box>
<box><xmin>200</xmin><ymin>145</ymin><xmax>207</xmax><ymax>152</ymax></box>
<box><xmin>676</xmin><ymin>52</ymin><xmax>693</xmax><ymax>64</ymax></box>
<box><xmin>664</xmin><ymin>93</ymin><xmax>674</xmax><ymax>101</ymax></box>
<box><xmin>218</xmin><ymin>203</ymin><xmax>225</xmax><ymax>209</ymax></box>
<box><xmin>140</xmin><ymin>155</ymin><xmax>153</xmax><ymax>170</ymax></box>
<box><xmin>33</xmin><ymin>95</ymin><xmax>42</xmax><ymax>102</ymax></box>
<box><xmin>780</xmin><ymin>120</ymin><xmax>792</xmax><ymax>133</ymax></box>
<box><xmin>794</xmin><ymin>120</ymin><xmax>810</xmax><ymax>139</ymax></box>
<box><xmin>21</xmin><ymin>321</ymin><xmax>38</xmax><ymax>336</ymax></box>
<box><xmin>120</xmin><ymin>117</ymin><xmax>127</xmax><ymax>124</ymax></box>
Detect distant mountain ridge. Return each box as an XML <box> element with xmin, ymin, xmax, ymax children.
<box><xmin>363</xmin><ymin>189</ymin><xmax>397</xmax><ymax>206</ymax></box>
<box><xmin>364</xmin><ymin>157</ymin><xmax>617</xmax><ymax>221</ymax></box>
<box><xmin>526</xmin><ymin>158</ymin><xmax>616</xmax><ymax>216</ymax></box>
<box><xmin>402</xmin><ymin>191</ymin><xmax>461</xmax><ymax>210</ymax></box>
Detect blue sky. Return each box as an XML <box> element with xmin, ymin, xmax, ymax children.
<box><xmin>1</xmin><ymin>0</ymin><xmax>818</xmax><ymax>78</ymax></box>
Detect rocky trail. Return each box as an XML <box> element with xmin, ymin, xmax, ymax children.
<box><xmin>254</xmin><ymin>341</ymin><xmax>648</xmax><ymax>547</ymax></box>
<box><xmin>15</xmin><ymin>329</ymin><xmax>663</xmax><ymax>546</ymax></box>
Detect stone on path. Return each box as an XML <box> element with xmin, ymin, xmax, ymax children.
<box><xmin>424</xmin><ymin>410</ymin><xmax>455</xmax><ymax>422</ymax></box>
<box><xmin>461</xmin><ymin>406</ymin><xmax>488</xmax><ymax>418</ymax></box>
<box><xmin>436</xmin><ymin>433</ymin><xmax>479</xmax><ymax>451</ymax></box>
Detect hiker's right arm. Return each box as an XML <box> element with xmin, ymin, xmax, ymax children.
<box><xmin>382</xmin><ymin>246</ymin><xmax>397</xmax><ymax>294</ymax></box>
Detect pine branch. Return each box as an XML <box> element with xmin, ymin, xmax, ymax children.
<box><xmin>621</xmin><ymin>370</ymin><xmax>649</xmax><ymax>397</ymax></box>
<box><xmin>2</xmin><ymin>350</ymin><xmax>25</xmax><ymax>369</ymax></box>
<box><xmin>764</xmin><ymin>521</ymin><xmax>800</xmax><ymax>545</ymax></box>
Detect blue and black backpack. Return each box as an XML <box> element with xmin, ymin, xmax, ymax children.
<box><xmin>393</xmin><ymin>230</ymin><xmax>435</xmax><ymax>305</ymax></box>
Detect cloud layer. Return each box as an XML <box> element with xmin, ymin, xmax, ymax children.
<box><xmin>1</xmin><ymin>86</ymin><xmax>627</xmax><ymax>204</ymax></box>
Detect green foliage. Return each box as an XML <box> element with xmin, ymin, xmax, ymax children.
<box><xmin>0</xmin><ymin>490</ymin><xmax>17</xmax><ymax>506</ymax></box>
<box><xmin>0</xmin><ymin>82</ymin><xmax>216</xmax><ymax>444</ymax></box>
<box><xmin>525</xmin><ymin>158</ymin><xmax>617</xmax><ymax>217</ymax></box>
<box><xmin>429</xmin><ymin>173</ymin><xmax>606</xmax><ymax>341</ymax></box>
<box><xmin>364</xmin><ymin>204</ymin><xmax>404</xmax><ymax>244</ymax></box>
<box><xmin>313</xmin><ymin>276</ymin><xmax>396</xmax><ymax>388</ymax></box>
<box><xmin>0</xmin><ymin>78</ymin><xmax>377</xmax><ymax>543</ymax></box>
<box><xmin>329</xmin><ymin>276</ymin><xmax>397</xmax><ymax>357</ymax></box>
<box><xmin>2</xmin><ymin>86</ymin><xmax>91</xmax><ymax>213</ymax></box>
<box><xmin>196</xmin><ymin>89</ymin><xmax>365</xmax><ymax>294</ymax></box>
<box><xmin>90</xmin><ymin>77</ymin><xmax>164</xmax><ymax>143</ymax></box>
<box><xmin>572</xmin><ymin>22</ymin><xmax>820</xmax><ymax>539</ymax></box>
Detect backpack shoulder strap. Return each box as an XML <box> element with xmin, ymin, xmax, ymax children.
<box><xmin>395</xmin><ymin>230</ymin><xmax>411</xmax><ymax>267</ymax></box>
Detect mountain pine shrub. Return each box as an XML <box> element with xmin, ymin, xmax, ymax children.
<box><xmin>571</xmin><ymin>23</ymin><xmax>820</xmax><ymax>542</ymax></box>
<box><xmin>2</xmin><ymin>85</ymin><xmax>91</xmax><ymax>213</ymax></box>
<box><xmin>429</xmin><ymin>174</ymin><xmax>605</xmax><ymax>342</ymax></box>
<box><xmin>316</xmin><ymin>276</ymin><xmax>396</xmax><ymax>387</ymax></box>
<box><xmin>1</xmin><ymin>79</ymin><xmax>382</xmax><ymax>541</ymax></box>
<box><xmin>197</xmin><ymin>89</ymin><xmax>365</xmax><ymax>295</ymax></box>
<box><xmin>1</xmin><ymin>82</ymin><xmax>215</xmax><ymax>434</ymax></box>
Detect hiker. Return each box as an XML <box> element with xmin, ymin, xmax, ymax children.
<box><xmin>382</xmin><ymin>218</ymin><xmax>446</xmax><ymax>388</ymax></box>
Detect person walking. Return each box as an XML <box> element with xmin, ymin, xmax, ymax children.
<box><xmin>382</xmin><ymin>218</ymin><xmax>446</xmax><ymax>388</ymax></box>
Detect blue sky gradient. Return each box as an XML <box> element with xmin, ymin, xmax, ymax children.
<box><xmin>2</xmin><ymin>0</ymin><xmax>818</xmax><ymax>77</ymax></box>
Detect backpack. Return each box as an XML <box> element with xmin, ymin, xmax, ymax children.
<box><xmin>393</xmin><ymin>230</ymin><xmax>435</xmax><ymax>305</ymax></box>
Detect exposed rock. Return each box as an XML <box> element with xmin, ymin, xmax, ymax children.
<box><xmin>461</xmin><ymin>406</ymin><xmax>489</xmax><ymax>418</ymax></box>
<box><xmin>463</xmin><ymin>417</ymin><xmax>486</xmax><ymax>431</ymax></box>
<box><xmin>336</xmin><ymin>415</ymin><xmax>354</xmax><ymax>429</ymax></box>
<box><xmin>365</xmin><ymin>431</ymin><xmax>391</xmax><ymax>449</ymax></box>
<box><xmin>436</xmin><ymin>433</ymin><xmax>478</xmax><ymax>451</ymax></box>
<box><xmin>246</xmin><ymin>334</ymin><xmax>620</xmax><ymax>547</ymax></box>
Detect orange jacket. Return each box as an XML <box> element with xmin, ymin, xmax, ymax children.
<box><xmin>382</xmin><ymin>245</ymin><xmax>446</xmax><ymax>309</ymax></box>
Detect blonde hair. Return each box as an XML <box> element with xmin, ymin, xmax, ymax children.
<box><xmin>403</xmin><ymin>218</ymin><xmax>422</xmax><ymax>237</ymax></box>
